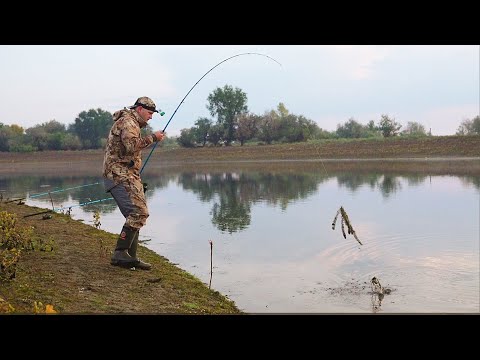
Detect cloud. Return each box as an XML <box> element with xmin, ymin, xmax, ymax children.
<box><xmin>329</xmin><ymin>45</ymin><xmax>392</xmax><ymax>80</ymax></box>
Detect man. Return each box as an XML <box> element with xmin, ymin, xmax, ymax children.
<box><xmin>103</xmin><ymin>96</ymin><xmax>165</xmax><ymax>270</ymax></box>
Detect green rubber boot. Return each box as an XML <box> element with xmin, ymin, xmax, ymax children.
<box><xmin>111</xmin><ymin>225</ymin><xmax>139</xmax><ymax>269</ymax></box>
<box><xmin>128</xmin><ymin>230</ymin><xmax>152</xmax><ymax>271</ymax></box>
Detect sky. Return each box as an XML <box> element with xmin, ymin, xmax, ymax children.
<box><xmin>0</xmin><ymin>45</ymin><xmax>478</xmax><ymax>137</ymax></box>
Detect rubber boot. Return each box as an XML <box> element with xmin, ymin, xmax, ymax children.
<box><xmin>111</xmin><ymin>225</ymin><xmax>140</xmax><ymax>269</ymax></box>
<box><xmin>128</xmin><ymin>230</ymin><xmax>152</xmax><ymax>271</ymax></box>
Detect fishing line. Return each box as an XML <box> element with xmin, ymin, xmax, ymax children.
<box><xmin>53</xmin><ymin>197</ymin><xmax>114</xmax><ymax>212</ymax></box>
<box><xmin>28</xmin><ymin>182</ymin><xmax>101</xmax><ymax>199</ymax></box>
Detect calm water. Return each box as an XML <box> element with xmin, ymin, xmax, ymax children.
<box><xmin>2</xmin><ymin>162</ymin><xmax>479</xmax><ymax>313</ymax></box>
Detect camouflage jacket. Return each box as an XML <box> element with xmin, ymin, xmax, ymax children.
<box><xmin>103</xmin><ymin>108</ymin><xmax>157</xmax><ymax>184</ymax></box>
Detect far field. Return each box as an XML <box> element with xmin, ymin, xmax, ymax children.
<box><xmin>0</xmin><ymin>135</ymin><xmax>479</xmax><ymax>176</ymax></box>
<box><xmin>0</xmin><ymin>135</ymin><xmax>480</xmax><ymax>165</ymax></box>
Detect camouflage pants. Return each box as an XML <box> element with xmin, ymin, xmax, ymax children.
<box><xmin>104</xmin><ymin>178</ymin><xmax>149</xmax><ymax>230</ymax></box>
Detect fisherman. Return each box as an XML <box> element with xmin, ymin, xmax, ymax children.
<box><xmin>103</xmin><ymin>97</ymin><xmax>165</xmax><ymax>270</ymax></box>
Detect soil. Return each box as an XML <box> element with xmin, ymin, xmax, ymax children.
<box><xmin>0</xmin><ymin>135</ymin><xmax>479</xmax><ymax>314</ymax></box>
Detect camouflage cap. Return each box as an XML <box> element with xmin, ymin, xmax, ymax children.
<box><xmin>129</xmin><ymin>96</ymin><xmax>159</xmax><ymax>113</ymax></box>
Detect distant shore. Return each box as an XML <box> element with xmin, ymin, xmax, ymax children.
<box><xmin>1</xmin><ymin>135</ymin><xmax>479</xmax><ymax>162</ymax></box>
<box><xmin>0</xmin><ymin>135</ymin><xmax>479</xmax><ymax>176</ymax></box>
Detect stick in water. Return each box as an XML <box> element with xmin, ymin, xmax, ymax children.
<box><xmin>209</xmin><ymin>240</ymin><xmax>213</xmax><ymax>289</ymax></box>
<box><xmin>331</xmin><ymin>206</ymin><xmax>363</xmax><ymax>245</ymax></box>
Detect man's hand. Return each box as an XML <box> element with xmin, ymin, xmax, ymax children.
<box><xmin>153</xmin><ymin>131</ymin><xmax>165</xmax><ymax>142</ymax></box>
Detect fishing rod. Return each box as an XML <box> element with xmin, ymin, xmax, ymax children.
<box><xmin>24</xmin><ymin>52</ymin><xmax>282</xmax><ymax>216</ymax></box>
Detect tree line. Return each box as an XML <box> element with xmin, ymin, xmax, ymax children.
<box><xmin>0</xmin><ymin>84</ymin><xmax>479</xmax><ymax>152</ymax></box>
<box><xmin>0</xmin><ymin>109</ymin><xmax>155</xmax><ymax>152</ymax></box>
<box><xmin>176</xmin><ymin>84</ymin><xmax>480</xmax><ymax>147</ymax></box>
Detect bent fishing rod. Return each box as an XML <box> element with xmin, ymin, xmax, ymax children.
<box><xmin>140</xmin><ymin>52</ymin><xmax>282</xmax><ymax>174</ymax></box>
<box><xmin>25</xmin><ymin>52</ymin><xmax>282</xmax><ymax>215</ymax></box>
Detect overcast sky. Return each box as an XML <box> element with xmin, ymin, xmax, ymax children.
<box><xmin>0</xmin><ymin>45</ymin><xmax>478</xmax><ymax>136</ymax></box>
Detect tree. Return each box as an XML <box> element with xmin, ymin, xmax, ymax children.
<box><xmin>257</xmin><ymin>110</ymin><xmax>281</xmax><ymax>144</ymax></box>
<box><xmin>456</xmin><ymin>116</ymin><xmax>480</xmax><ymax>135</ymax></box>
<box><xmin>25</xmin><ymin>120</ymin><xmax>70</xmax><ymax>150</ymax></box>
<box><xmin>25</xmin><ymin>126</ymin><xmax>48</xmax><ymax>150</ymax></box>
<box><xmin>177</xmin><ymin>128</ymin><xmax>197</xmax><ymax>148</ymax></box>
<box><xmin>277</xmin><ymin>102</ymin><xmax>289</xmax><ymax>117</ymax></box>
<box><xmin>279</xmin><ymin>114</ymin><xmax>314</xmax><ymax>142</ymax></box>
<box><xmin>207</xmin><ymin>85</ymin><xmax>248</xmax><ymax>145</ymax></box>
<box><xmin>235</xmin><ymin>113</ymin><xmax>260</xmax><ymax>145</ymax></box>
<box><xmin>194</xmin><ymin>117</ymin><xmax>212</xmax><ymax>147</ymax></box>
<box><xmin>61</xmin><ymin>133</ymin><xmax>82</xmax><ymax>150</ymax></box>
<box><xmin>69</xmin><ymin>108</ymin><xmax>112</xmax><ymax>149</ymax></box>
<box><xmin>473</xmin><ymin>116</ymin><xmax>480</xmax><ymax>134</ymax></box>
<box><xmin>0</xmin><ymin>124</ymin><xmax>12</xmax><ymax>151</ymax></box>
<box><xmin>9</xmin><ymin>124</ymin><xmax>24</xmax><ymax>136</ymax></box>
<box><xmin>364</xmin><ymin>120</ymin><xmax>381</xmax><ymax>137</ymax></box>
<box><xmin>207</xmin><ymin>124</ymin><xmax>224</xmax><ymax>146</ymax></box>
<box><xmin>402</xmin><ymin>121</ymin><xmax>427</xmax><ymax>136</ymax></box>
<box><xmin>378</xmin><ymin>114</ymin><xmax>402</xmax><ymax>137</ymax></box>
<box><xmin>336</xmin><ymin>118</ymin><xmax>366</xmax><ymax>138</ymax></box>
<box><xmin>0</xmin><ymin>124</ymin><xmax>28</xmax><ymax>152</ymax></box>
<box><xmin>42</xmin><ymin>120</ymin><xmax>66</xmax><ymax>134</ymax></box>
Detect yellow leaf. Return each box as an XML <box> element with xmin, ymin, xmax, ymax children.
<box><xmin>45</xmin><ymin>304</ymin><xmax>57</xmax><ymax>314</ymax></box>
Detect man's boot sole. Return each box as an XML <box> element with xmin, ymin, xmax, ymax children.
<box><xmin>134</xmin><ymin>259</ymin><xmax>152</xmax><ymax>270</ymax></box>
<box><xmin>135</xmin><ymin>263</ymin><xmax>152</xmax><ymax>270</ymax></box>
<box><xmin>111</xmin><ymin>259</ymin><xmax>140</xmax><ymax>269</ymax></box>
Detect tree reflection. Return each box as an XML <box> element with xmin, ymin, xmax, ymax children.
<box><xmin>211</xmin><ymin>196</ymin><xmax>251</xmax><ymax>233</ymax></box>
<box><xmin>179</xmin><ymin>171</ymin><xmax>321</xmax><ymax>233</ymax></box>
<box><xmin>336</xmin><ymin>173</ymin><xmax>403</xmax><ymax>198</ymax></box>
<box><xmin>3</xmin><ymin>168</ymin><xmax>479</xmax><ymax>233</ymax></box>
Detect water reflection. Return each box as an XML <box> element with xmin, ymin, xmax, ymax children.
<box><xmin>2</xmin><ymin>168</ymin><xmax>480</xmax><ymax>234</ymax></box>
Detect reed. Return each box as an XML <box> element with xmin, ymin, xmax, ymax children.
<box><xmin>209</xmin><ymin>240</ymin><xmax>213</xmax><ymax>289</ymax></box>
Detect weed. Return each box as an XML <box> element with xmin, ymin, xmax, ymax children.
<box><xmin>33</xmin><ymin>301</ymin><xmax>58</xmax><ymax>314</ymax></box>
<box><xmin>0</xmin><ymin>210</ymin><xmax>53</xmax><ymax>281</ymax></box>
<box><xmin>0</xmin><ymin>296</ymin><xmax>15</xmax><ymax>313</ymax></box>
<box><xmin>93</xmin><ymin>210</ymin><xmax>101</xmax><ymax>229</ymax></box>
